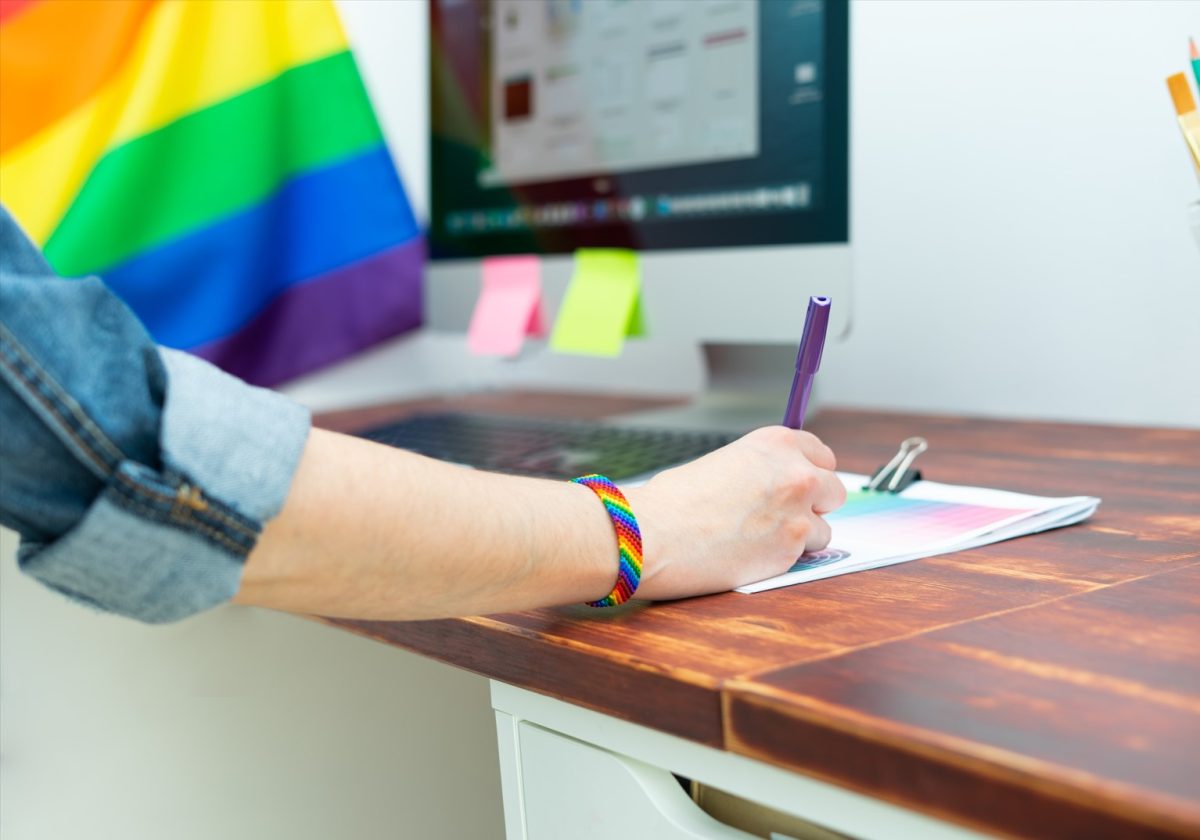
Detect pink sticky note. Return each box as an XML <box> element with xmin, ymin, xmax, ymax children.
<box><xmin>467</xmin><ymin>255</ymin><xmax>545</xmax><ymax>357</ymax></box>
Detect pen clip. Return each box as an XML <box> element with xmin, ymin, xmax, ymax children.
<box><xmin>865</xmin><ymin>436</ymin><xmax>928</xmax><ymax>493</ymax></box>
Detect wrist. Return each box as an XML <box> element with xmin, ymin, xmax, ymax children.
<box><xmin>551</xmin><ymin>479</ymin><xmax>625</xmax><ymax>604</ymax></box>
<box><xmin>619</xmin><ymin>484</ymin><xmax>665</xmax><ymax>599</ymax></box>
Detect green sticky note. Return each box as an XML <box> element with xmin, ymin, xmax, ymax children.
<box><xmin>549</xmin><ymin>248</ymin><xmax>645</xmax><ymax>357</ymax></box>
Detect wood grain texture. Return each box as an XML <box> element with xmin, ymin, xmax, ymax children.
<box><xmin>725</xmin><ymin>564</ymin><xmax>1200</xmax><ymax>839</ymax></box>
<box><xmin>313</xmin><ymin>395</ymin><xmax>1200</xmax><ymax>838</ymax></box>
<box><xmin>319</xmin><ymin>612</ymin><xmax>727</xmax><ymax>745</ymax></box>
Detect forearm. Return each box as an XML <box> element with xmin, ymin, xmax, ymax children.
<box><xmin>233</xmin><ymin>427</ymin><xmax>619</xmax><ymax>619</ymax></box>
<box><xmin>2</xmin><ymin>206</ymin><xmax>842</xmax><ymax>624</ymax></box>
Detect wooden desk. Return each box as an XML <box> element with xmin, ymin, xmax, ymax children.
<box><xmin>316</xmin><ymin>395</ymin><xmax>1200</xmax><ymax>839</ymax></box>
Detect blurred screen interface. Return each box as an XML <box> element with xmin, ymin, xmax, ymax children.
<box><xmin>430</xmin><ymin>0</ymin><xmax>847</xmax><ymax>258</ymax></box>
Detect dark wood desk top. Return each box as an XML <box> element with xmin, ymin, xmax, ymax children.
<box><xmin>316</xmin><ymin>393</ymin><xmax>1200</xmax><ymax>840</ymax></box>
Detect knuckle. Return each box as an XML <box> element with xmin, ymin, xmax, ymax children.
<box><xmin>786</xmin><ymin>515</ymin><xmax>811</xmax><ymax>542</ymax></box>
<box><xmin>791</xmin><ymin>469</ymin><xmax>817</xmax><ymax>496</ymax></box>
<box><xmin>752</xmin><ymin>425</ymin><xmax>790</xmax><ymax>446</ymax></box>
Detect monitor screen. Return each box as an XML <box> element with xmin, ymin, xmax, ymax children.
<box><xmin>429</xmin><ymin>0</ymin><xmax>848</xmax><ymax>259</ymax></box>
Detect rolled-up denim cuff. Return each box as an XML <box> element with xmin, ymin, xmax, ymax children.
<box><xmin>18</xmin><ymin>489</ymin><xmax>246</xmax><ymax>624</ymax></box>
<box><xmin>157</xmin><ymin>348</ymin><xmax>310</xmax><ymax>524</ymax></box>
<box><xmin>12</xmin><ymin>347</ymin><xmax>311</xmax><ymax>623</ymax></box>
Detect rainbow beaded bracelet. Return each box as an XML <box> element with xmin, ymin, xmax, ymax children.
<box><xmin>571</xmin><ymin>474</ymin><xmax>643</xmax><ymax>607</ymax></box>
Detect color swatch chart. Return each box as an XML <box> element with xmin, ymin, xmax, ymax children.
<box><xmin>823</xmin><ymin>491</ymin><xmax>1034</xmax><ymax>548</ymax></box>
<box><xmin>737</xmin><ymin>473</ymin><xmax>1100</xmax><ymax>593</ymax></box>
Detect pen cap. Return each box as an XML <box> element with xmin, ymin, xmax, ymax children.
<box><xmin>795</xmin><ymin>296</ymin><xmax>831</xmax><ymax>373</ymax></box>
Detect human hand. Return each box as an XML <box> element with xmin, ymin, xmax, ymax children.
<box><xmin>624</xmin><ymin>426</ymin><xmax>846</xmax><ymax>600</ymax></box>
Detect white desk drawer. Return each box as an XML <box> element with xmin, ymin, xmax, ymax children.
<box><xmin>518</xmin><ymin>722</ymin><xmax>755</xmax><ymax>840</ymax></box>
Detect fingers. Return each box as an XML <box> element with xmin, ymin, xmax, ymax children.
<box><xmin>789</xmin><ymin>429</ymin><xmax>837</xmax><ymax>471</ymax></box>
<box><xmin>812</xmin><ymin>467</ymin><xmax>847</xmax><ymax>515</ymax></box>
<box><xmin>747</xmin><ymin>425</ymin><xmax>836</xmax><ymax>470</ymax></box>
<box><xmin>751</xmin><ymin>427</ymin><xmax>843</xmax><ymax>513</ymax></box>
<box><xmin>780</xmin><ymin>428</ymin><xmax>843</xmax><ymax>513</ymax></box>
<box><xmin>803</xmin><ymin>512</ymin><xmax>832</xmax><ymax>552</ymax></box>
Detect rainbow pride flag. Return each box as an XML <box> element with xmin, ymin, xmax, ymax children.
<box><xmin>0</xmin><ymin>0</ymin><xmax>422</xmax><ymax>386</ymax></box>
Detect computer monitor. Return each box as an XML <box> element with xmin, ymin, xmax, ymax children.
<box><xmin>425</xmin><ymin>0</ymin><xmax>850</xmax><ymax>349</ymax></box>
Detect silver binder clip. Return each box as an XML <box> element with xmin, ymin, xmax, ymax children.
<box><xmin>865</xmin><ymin>436</ymin><xmax>928</xmax><ymax>493</ymax></box>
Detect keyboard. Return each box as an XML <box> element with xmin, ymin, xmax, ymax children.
<box><xmin>356</xmin><ymin>412</ymin><xmax>737</xmax><ymax>480</ymax></box>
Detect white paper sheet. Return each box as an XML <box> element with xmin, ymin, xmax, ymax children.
<box><xmin>736</xmin><ymin>473</ymin><xmax>1101</xmax><ymax>594</ymax></box>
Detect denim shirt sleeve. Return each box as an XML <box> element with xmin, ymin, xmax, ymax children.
<box><xmin>0</xmin><ymin>206</ymin><xmax>310</xmax><ymax>623</ymax></box>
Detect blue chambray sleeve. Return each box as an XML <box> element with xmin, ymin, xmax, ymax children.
<box><xmin>0</xmin><ymin>205</ymin><xmax>310</xmax><ymax>623</ymax></box>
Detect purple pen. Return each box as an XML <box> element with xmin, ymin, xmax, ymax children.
<box><xmin>782</xmin><ymin>296</ymin><xmax>831</xmax><ymax>430</ymax></box>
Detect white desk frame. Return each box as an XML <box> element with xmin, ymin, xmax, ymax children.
<box><xmin>491</xmin><ymin>681</ymin><xmax>991</xmax><ymax>840</ymax></box>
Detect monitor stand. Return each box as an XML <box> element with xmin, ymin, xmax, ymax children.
<box><xmin>610</xmin><ymin>343</ymin><xmax>799</xmax><ymax>434</ymax></box>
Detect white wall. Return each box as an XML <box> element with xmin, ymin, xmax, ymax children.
<box><xmin>4</xmin><ymin>3</ymin><xmax>1198</xmax><ymax>840</ymax></box>
<box><xmin>0</xmin><ymin>529</ymin><xmax>505</xmax><ymax>840</ymax></box>
<box><xmin>332</xmin><ymin>0</ymin><xmax>1200</xmax><ymax>427</ymax></box>
<box><xmin>339</xmin><ymin>0</ymin><xmax>429</xmax><ymax>223</ymax></box>
<box><xmin>3</xmin><ymin>7</ymin><xmax>508</xmax><ymax>839</ymax></box>
<box><xmin>828</xmin><ymin>0</ymin><xmax>1200</xmax><ymax>425</ymax></box>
